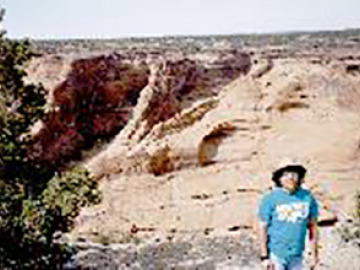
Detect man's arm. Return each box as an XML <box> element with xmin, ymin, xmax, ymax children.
<box><xmin>258</xmin><ymin>192</ymin><xmax>274</xmax><ymax>268</ymax></box>
<box><xmin>308</xmin><ymin>218</ymin><xmax>319</xmax><ymax>268</ymax></box>
<box><xmin>259</xmin><ymin>221</ymin><xmax>270</xmax><ymax>258</ymax></box>
<box><xmin>258</xmin><ymin>221</ymin><xmax>274</xmax><ymax>269</ymax></box>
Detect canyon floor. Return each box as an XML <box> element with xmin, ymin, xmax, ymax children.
<box><xmin>27</xmin><ymin>30</ymin><xmax>360</xmax><ymax>269</ymax></box>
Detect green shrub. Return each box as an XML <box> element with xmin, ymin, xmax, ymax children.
<box><xmin>41</xmin><ymin>166</ymin><xmax>102</xmax><ymax>234</ymax></box>
<box><xmin>0</xmin><ymin>9</ymin><xmax>102</xmax><ymax>269</ymax></box>
<box><xmin>0</xmin><ymin>166</ymin><xmax>102</xmax><ymax>269</ymax></box>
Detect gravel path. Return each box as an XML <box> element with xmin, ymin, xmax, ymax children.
<box><xmin>64</xmin><ymin>232</ymin><xmax>261</xmax><ymax>270</ymax></box>
<box><xmin>64</xmin><ymin>227</ymin><xmax>360</xmax><ymax>270</ymax></box>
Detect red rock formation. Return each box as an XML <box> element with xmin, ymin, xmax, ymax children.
<box><xmin>144</xmin><ymin>59</ymin><xmax>201</xmax><ymax>128</ymax></box>
<box><xmin>29</xmin><ymin>54</ymin><xmax>149</xmax><ymax>166</ymax></box>
<box><xmin>204</xmin><ymin>51</ymin><xmax>251</xmax><ymax>90</ymax></box>
<box><xmin>29</xmin><ymin>52</ymin><xmax>251</xmax><ymax>169</ymax></box>
<box><xmin>145</xmin><ymin>54</ymin><xmax>251</xmax><ymax>129</ymax></box>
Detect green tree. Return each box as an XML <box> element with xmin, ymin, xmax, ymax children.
<box><xmin>0</xmin><ymin>9</ymin><xmax>101</xmax><ymax>268</ymax></box>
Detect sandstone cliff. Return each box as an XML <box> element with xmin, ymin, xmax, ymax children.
<box><xmin>26</xmin><ymin>42</ymin><xmax>360</xmax><ymax>268</ymax></box>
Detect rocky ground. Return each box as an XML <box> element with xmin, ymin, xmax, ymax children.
<box><xmin>63</xmin><ymin>226</ymin><xmax>360</xmax><ymax>269</ymax></box>
<box><xmin>65</xmin><ymin>232</ymin><xmax>259</xmax><ymax>270</ymax></box>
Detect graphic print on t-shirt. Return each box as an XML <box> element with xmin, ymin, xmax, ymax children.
<box><xmin>275</xmin><ymin>202</ymin><xmax>310</xmax><ymax>223</ymax></box>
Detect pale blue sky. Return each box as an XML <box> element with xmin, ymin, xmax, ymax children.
<box><xmin>1</xmin><ymin>0</ymin><xmax>360</xmax><ymax>39</ymax></box>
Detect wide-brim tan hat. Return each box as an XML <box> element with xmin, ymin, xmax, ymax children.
<box><xmin>272</xmin><ymin>157</ymin><xmax>307</xmax><ymax>183</ymax></box>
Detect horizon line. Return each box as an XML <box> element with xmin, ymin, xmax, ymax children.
<box><xmin>8</xmin><ymin>26</ymin><xmax>360</xmax><ymax>42</ymax></box>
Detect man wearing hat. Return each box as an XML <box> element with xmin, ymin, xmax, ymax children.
<box><xmin>258</xmin><ymin>158</ymin><xmax>319</xmax><ymax>270</ymax></box>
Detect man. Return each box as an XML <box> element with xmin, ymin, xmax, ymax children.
<box><xmin>258</xmin><ymin>159</ymin><xmax>319</xmax><ymax>270</ymax></box>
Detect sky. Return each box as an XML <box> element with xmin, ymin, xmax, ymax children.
<box><xmin>1</xmin><ymin>0</ymin><xmax>360</xmax><ymax>39</ymax></box>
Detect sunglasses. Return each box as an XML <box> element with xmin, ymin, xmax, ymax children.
<box><xmin>281</xmin><ymin>171</ymin><xmax>299</xmax><ymax>180</ymax></box>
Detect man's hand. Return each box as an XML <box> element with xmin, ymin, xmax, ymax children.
<box><xmin>308</xmin><ymin>218</ymin><xmax>319</xmax><ymax>270</ymax></box>
<box><xmin>261</xmin><ymin>259</ymin><xmax>274</xmax><ymax>270</ymax></box>
<box><xmin>309</xmin><ymin>252</ymin><xmax>319</xmax><ymax>270</ymax></box>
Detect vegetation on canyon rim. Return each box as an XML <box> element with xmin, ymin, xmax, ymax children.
<box><xmin>0</xmin><ymin>9</ymin><xmax>101</xmax><ymax>268</ymax></box>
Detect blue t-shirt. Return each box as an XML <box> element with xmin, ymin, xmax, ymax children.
<box><xmin>258</xmin><ymin>187</ymin><xmax>319</xmax><ymax>262</ymax></box>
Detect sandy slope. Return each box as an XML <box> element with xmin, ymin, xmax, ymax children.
<box><xmin>58</xmin><ymin>60</ymin><xmax>359</xmax><ymax>263</ymax></box>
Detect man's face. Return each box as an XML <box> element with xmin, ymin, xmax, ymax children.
<box><xmin>279</xmin><ymin>171</ymin><xmax>300</xmax><ymax>192</ymax></box>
